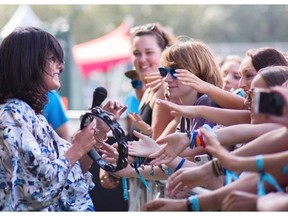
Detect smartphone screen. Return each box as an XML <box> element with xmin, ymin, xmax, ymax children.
<box><xmin>253</xmin><ymin>91</ymin><xmax>284</xmax><ymax>116</ymax></box>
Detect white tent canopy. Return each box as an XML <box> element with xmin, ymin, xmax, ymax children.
<box><xmin>0</xmin><ymin>5</ymin><xmax>42</xmax><ymax>38</ymax></box>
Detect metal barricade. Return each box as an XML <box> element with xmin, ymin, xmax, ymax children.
<box><xmin>128</xmin><ymin>178</ymin><xmax>166</xmax><ymax>211</ymax></box>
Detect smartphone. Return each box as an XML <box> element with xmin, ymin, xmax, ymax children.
<box><xmin>194</xmin><ymin>154</ymin><xmax>212</xmax><ymax>166</ymax></box>
<box><xmin>253</xmin><ymin>89</ymin><xmax>284</xmax><ymax>116</ymax></box>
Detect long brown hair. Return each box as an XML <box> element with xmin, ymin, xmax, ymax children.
<box><xmin>161</xmin><ymin>37</ymin><xmax>223</xmax><ymax>89</ymax></box>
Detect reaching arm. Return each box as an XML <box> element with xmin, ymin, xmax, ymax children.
<box><xmin>157</xmin><ymin>99</ymin><xmax>250</xmax><ymax>126</ymax></box>
<box><xmin>202</xmin><ymin>126</ymin><xmax>288</xmax><ymax>176</ymax></box>
<box><xmin>151</xmin><ymin>86</ymin><xmax>174</xmax><ymax>140</ymax></box>
<box><xmin>149</xmin><ymin>123</ymin><xmax>282</xmax><ymax>165</ymax></box>
<box><xmin>176</xmin><ymin>69</ymin><xmax>245</xmax><ymax>109</ymax></box>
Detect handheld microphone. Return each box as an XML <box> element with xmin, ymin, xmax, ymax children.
<box><xmin>87</xmin><ymin>86</ymin><xmax>108</xmax><ymax>164</ymax></box>
<box><xmin>91</xmin><ymin>86</ymin><xmax>108</xmax><ymax>108</ymax></box>
<box><xmin>80</xmin><ymin>86</ymin><xmax>128</xmax><ymax>172</ymax></box>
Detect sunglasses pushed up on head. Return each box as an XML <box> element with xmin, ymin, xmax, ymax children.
<box><xmin>130</xmin><ymin>23</ymin><xmax>157</xmax><ymax>36</ymax></box>
<box><xmin>158</xmin><ymin>67</ymin><xmax>177</xmax><ymax>79</ymax></box>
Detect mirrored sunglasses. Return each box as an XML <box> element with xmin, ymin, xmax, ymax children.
<box><xmin>158</xmin><ymin>67</ymin><xmax>177</xmax><ymax>79</ymax></box>
<box><xmin>131</xmin><ymin>79</ymin><xmax>143</xmax><ymax>89</ymax></box>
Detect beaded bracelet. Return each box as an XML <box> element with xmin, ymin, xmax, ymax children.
<box><xmin>93</xmin><ymin>128</ymin><xmax>108</xmax><ymax>149</ymax></box>
<box><xmin>187</xmin><ymin>195</ymin><xmax>200</xmax><ymax>211</ymax></box>
<box><xmin>211</xmin><ymin>159</ymin><xmax>224</xmax><ymax>177</ymax></box>
<box><xmin>211</xmin><ymin>158</ymin><xmax>238</xmax><ymax>184</ymax></box>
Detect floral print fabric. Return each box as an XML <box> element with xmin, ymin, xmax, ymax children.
<box><xmin>0</xmin><ymin>99</ymin><xmax>95</xmax><ymax>211</ymax></box>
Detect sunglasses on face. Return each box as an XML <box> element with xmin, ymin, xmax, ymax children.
<box><xmin>158</xmin><ymin>67</ymin><xmax>177</xmax><ymax>79</ymax></box>
<box><xmin>131</xmin><ymin>79</ymin><xmax>143</xmax><ymax>89</ymax></box>
<box><xmin>130</xmin><ymin>23</ymin><xmax>156</xmax><ymax>35</ymax></box>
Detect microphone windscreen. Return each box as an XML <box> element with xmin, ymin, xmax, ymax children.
<box><xmin>92</xmin><ymin>86</ymin><xmax>108</xmax><ymax>108</ymax></box>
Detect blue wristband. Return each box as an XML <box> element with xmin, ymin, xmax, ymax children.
<box><xmin>255</xmin><ymin>155</ymin><xmax>283</xmax><ymax>196</ymax></box>
<box><xmin>225</xmin><ymin>169</ymin><xmax>239</xmax><ymax>185</ymax></box>
<box><xmin>121</xmin><ymin>177</ymin><xmax>129</xmax><ymax>201</ymax></box>
<box><xmin>256</xmin><ymin>155</ymin><xmax>264</xmax><ymax>173</ymax></box>
<box><xmin>190</xmin><ymin>130</ymin><xmax>198</xmax><ymax>149</ymax></box>
<box><xmin>187</xmin><ymin>195</ymin><xmax>200</xmax><ymax>211</ymax></box>
<box><xmin>175</xmin><ymin>158</ymin><xmax>186</xmax><ymax>172</ymax></box>
<box><xmin>281</xmin><ymin>164</ymin><xmax>288</xmax><ymax>174</ymax></box>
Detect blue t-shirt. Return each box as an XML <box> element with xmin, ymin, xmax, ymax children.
<box><xmin>43</xmin><ymin>91</ymin><xmax>68</xmax><ymax>130</ymax></box>
<box><xmin>124</xmin><ymin>91</ymin><xmax>140</xmax><ymax>115</ymax></box>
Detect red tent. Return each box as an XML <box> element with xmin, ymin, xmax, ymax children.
<box><xmin>72</xmin><ymin>21</ymin><xmax>132</xmax><ymax>78</ymax></box>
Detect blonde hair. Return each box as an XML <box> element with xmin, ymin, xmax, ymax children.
<box><xmin>161</xmin><ymin>37</ymin><xmax>223</xmax><ymax>88</ymax></box>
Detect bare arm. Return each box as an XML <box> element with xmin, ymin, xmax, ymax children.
<box><xmin>176</xmin><ymin>69</ymin><xmax>245</xmax><ymax>109</ymax></box>
<box><xmin>156</xmin><ymin>116</ymin><xmax>180</xmax><ymax>141</ymax></box>
<box><xmin>233</xmin><ymin>126</ymin><xmax>288</xmax><ymax>156</ymax></box>
<box><xmin>202</xmin><ymin>126</ymin><xmax>288</xmax><ymax>175</ymax></box>
<box><xmin>150</xmin><ymin>123</ymin><xmax>282</xmax><ymax>165</ymax></box>
<box><xmin>215</xmin><ymin>123</ymin><xmax>283</xmax><ymax>146</ymax></box>
<box><xmin>157</xmin><ymin>99</ymin><xmax>250</xmax><ymax>126</ymax></box>
<box><xmin>114</xmin><ymin>156</ymin><xmax>195</xmax><ymax>181</ymax></box>
<box><xmin>192</xmin><ymin>106</ymin><xmax>250</xmax><ymax>126</ymax></box>
<box><xmin>151</xmin><ymin>87</ymin><xmax>174</xmax><ymax>140</ymax></box>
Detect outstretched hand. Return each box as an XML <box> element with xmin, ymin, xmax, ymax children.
<box><xmin>222</xmin><ymin>190</ymin><xmax>258</xmax><ymax>211</ymax></box>
<box><xmin>199</xmin><ymin>127</ymin><xmax>231</xmax><ymax>168</ymax></box>
<box><xmin>149</xmin><ymin>132</ymin><xmax>189</xmax><ymax>166</ymax></box>
<box><xmin>100</xmin><ymin>143</ymin><xmax>119</xmax><ymax>164</ymax></box>
<box><xmin>95</xmin><ymin>100</ymin><xmax>127</xmax><ymax>134</ymax></box>
<box><xmin>156</xmin><ymin>99</ymin><xmax>199</xmax><ymax>118</ymax></box>
<box><xmin>103</xmin><ymin>100</ymin><xmax>128</xmax><ymax>120</ymax></box>
<box><xmin>143</xmin><ymin>198</ymin><xmax>187</xmax><ymax>211</ymax></box>
<box><xmin>128</xmin><ymin>113</ymin><xmax>152</xmax><ymax>135</ymax></box>
<box><xmin>128</xmin><ymin>130</ymin><xmax>161</xmax><ymax>158</ymax></box>
<box><xmin>166</xmin><ymin>162</ymin><xmax>223</xmax><ymax>198</ymax></box>
<box><xmin>101</xmin><ymin>142</ymin><xmax>135</xmax><ymax>164</ymax></box>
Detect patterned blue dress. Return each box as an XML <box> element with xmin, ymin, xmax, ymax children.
<box><xmin>0</xmin><ymin>99</ymin><xmax>95</xmax><ymax>211</ymax></box>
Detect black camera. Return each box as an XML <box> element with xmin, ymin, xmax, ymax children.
<box><xmin>253</xmin><ymin>89</ymin><xmax>284</xmax><ymax>116</ymax></box>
